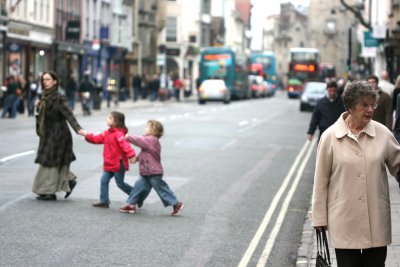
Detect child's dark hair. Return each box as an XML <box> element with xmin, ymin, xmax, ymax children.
<box><xmin>148</xmin><ymin>120</ymin><xmax>163</xmax><ymax>138</ymax></box>
<box><xmin>110</xmin><ymin>111</ymin><xmax>128</xmax><ymax>133</ymax></box>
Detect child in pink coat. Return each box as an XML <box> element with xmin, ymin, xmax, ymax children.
<box><xmin>119</xmin><ymin>119</ymin><xmax>184</xmax><ymax>216</ymax></box>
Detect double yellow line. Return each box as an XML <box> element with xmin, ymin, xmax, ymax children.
<box><xmin>238</xmin><ymin>138</ymin><xmax>317</xmax><ymax>267</ymax></box>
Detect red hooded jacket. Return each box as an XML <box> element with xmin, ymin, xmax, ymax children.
<box><xmin>85</xmin><ymin>127</ymin><xmax>136</xmax><ymax>172</ymax></box>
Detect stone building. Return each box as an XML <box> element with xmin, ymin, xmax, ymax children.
<box><xmin>272</xmin><ymin>3</ymin><xmax>309</xmax><ymax>77</ymax></box>
<box><xmin>308</xmin><ymin>0</ymin><xmax>359</xmax><ymax>77</ymax></box>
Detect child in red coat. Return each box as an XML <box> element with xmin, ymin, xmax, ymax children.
<box><xmin>79</xmin><ymin>111</ymin><xmax>136</xmax><ymax>208</ymax></box>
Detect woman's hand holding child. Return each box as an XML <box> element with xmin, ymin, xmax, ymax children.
<box><xmin>78</xmin><ymin>129</ymin><xmax>87</xmax><ymax>137</ymax></box>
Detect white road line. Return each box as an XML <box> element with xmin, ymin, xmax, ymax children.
<box><xmin>256</xmin><ymin>138</ymin><xmax>317</xmax><ymax>266</ymax></box>
<box><xmin>239</xmin><ymin>121</ymin><xmax>249</xmax><ymax>127</ymax></box>
<box><xmin>238</xmin><ymin>112</ymin><xmax>279</xmax><ymax>133</ymax></box>
<box><xmin>0</xmin><ymin>150</ymin><xmax>35</xmax><ymax>163</ymax></box>
<box><xmin>0</xmin><ymin>192</ymin><xmax>32</xmax><ymax>212</ymax></box>
<box><xmin>238</xmin><ymin>140</ymin><xmax>310</xmax><ymax>267</ymax></box>
<box><xmin>220</xmin><ymin>139</ymin><xmax>237</xmax><ymax>150</ymax></box>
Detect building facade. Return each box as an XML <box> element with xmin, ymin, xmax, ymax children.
<box><xmin>6</xmin><ymin>0</ymin><xmax>54</xmax><ymax>81</ymax></box>
<box><xmin>273</xmin><ymin>3</ymin><xmax>309</xmax><ymax>77</ymax></box>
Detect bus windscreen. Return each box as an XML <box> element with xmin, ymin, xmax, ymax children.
<box><xmin>202</xmin><ymin>54</ymin><xmax>232</xmax><ymax>79</ymax></box>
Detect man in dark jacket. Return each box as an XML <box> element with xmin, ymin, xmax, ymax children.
<box><xmin>307</xmin><ymin>81</ymin><xmax>345</xmax><ymax>141</ymax></box>
<box><xmin>79</xmin><ymin>74</ymin><xmax>94</xmax><ymax>115</ymax></box>
<box><xmin>368</xmin><ymin>75</ymin><xmax>393</xmax><ymax>130</ymax></box>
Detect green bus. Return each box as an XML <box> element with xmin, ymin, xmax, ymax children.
<box><xmin>199</xmin><ymin>47</ymin><xmax>251</xmax><ymax>100</ymax></box>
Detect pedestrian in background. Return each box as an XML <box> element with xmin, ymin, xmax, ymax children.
<box><xmin>66</xmin><ymin>73</ymin><xmax>77</xmax><ymax>110</ymax></box>
<box><xmin>79</xmin><ymin>74</ymin><xmax>94</xmax><ymax>116</ymax></box>
<box><xmin>183</xmin><ymin>76</ymin><xmax>191</xmax><ymax>98</ymax></box>
<box><xmin>368</xmin><ymin>75</ymin><xmax>393</xmax><ymax>130</ymax></box>
<box><xmin>379</xmin><ymin>70</ymin><xmax>395</xmax><ymax>98</ymax></box>
<box><xmin>392</xmin><ymin>75</ymin><xmax>400</xmax><ymax>116</ymax></box>
<box><xmin>1</xmin><ymin>76</ymin><xmax>18</xmax><ymax>118</ymax></box>
<box><xmin>16</xmin><ymin>74</ymin><xmax>25</xmax><ymax>115</ymax></box>
<box><xmin>80</xmin><ymin>111</ymin><xmax>136</xmax><ymax>208</ymax></box>
<box><xmin>312</xmin><ymin>81</ymin><xmax>400</xmax><ymax>267</ymax></box>
<box><xmin>119</xmin><ymin>120</ymin><xmax>184</xmax><ymax>216</ymax></box>
<box><xmin>307</xmin><ymin>81</ymin><xmax>345</xmax><ymax>141</ymax></box>
<box><xmin>148</xmin><ymin>74</ymin><xmax>160</xmax><ymax>101</ymax></box>
<box><xmin>26</xmin><ymin>72</ymin><xmax>38</xmax><ymax>117</ymax></box>
<box><xmin>32</xmin><ymin>71</ymin><xmax>84</xmax><ymax>201</ymax></box>
<box><xmin>132</xmin><ymin>73</ymin><xmax>141</xmax><ymax>102</ymax></box>
<box><xmin>173</xmin><ymin>75</ymin><xmax>183</xmax><ymax>102</ymax></box>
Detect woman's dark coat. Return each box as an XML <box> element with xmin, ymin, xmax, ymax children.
<box><xmin>35</xmin><ymin>92</ymin><xmax>81</xmax><ymax>167</ymax></box>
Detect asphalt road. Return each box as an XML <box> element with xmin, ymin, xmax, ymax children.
<box><xmin>0</xmin><ymin>92</ymin><xmax>317</xmax><ymax>267</ymax></box>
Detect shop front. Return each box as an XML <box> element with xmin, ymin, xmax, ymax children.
<box><xmin>54</xmin><ymin>41</ymin><xmax>85</xmax><ymax>89</ymax></box>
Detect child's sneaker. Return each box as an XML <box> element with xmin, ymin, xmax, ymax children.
<box><xmin>171</xmin><ymin>202</ymin><xmax>184</xmax><ymax>216</ymax></box>
<box><xmin>119</xmin><ymin>204</ymin><xmax>136</xmax><ymax>214</ymax></box>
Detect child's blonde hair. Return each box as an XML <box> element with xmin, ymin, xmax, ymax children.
<box><xmin>148</xmin><ymin>120</ymin><xmax>163</xmax><ymax>138</ymax></box>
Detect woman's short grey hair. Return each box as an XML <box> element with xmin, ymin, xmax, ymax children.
<box><xmin>342</xmin><ymin>80</ymin><xmax>378</xmax><ymax>111</ymax></box>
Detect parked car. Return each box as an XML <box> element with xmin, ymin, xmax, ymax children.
<box><xmin>263</xmin><ymin>81</ymin><xmax>275</xmax><ymax>97</ymax></box>
<box><xmin>198</xmin><ymin>79</ymin><xmax>231</xmax><ymax>104</ymax></box>
<box><xmin>299</xmin><ymin>81</ymin><xmax>327</xmax><ymax>111</ymax></box>
<box><xmin>249</xmin><ymin>75</ymin><xmax>266</xmax><ymax>98</ymax></box>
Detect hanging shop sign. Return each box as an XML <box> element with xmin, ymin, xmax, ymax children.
<box><xmin>66</xmin><ymin>20</ymin><xmax>80</xmax><ymax>40</ymax></box>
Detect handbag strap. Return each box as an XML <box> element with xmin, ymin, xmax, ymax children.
<box><xmin>315</xmin><ymin>229</ymin><xmax>331</xmax><ymax>266</ymax></box>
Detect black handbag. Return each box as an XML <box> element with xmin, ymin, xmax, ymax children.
<box><xmin>316</xmin><ymin>229</ymin><xmax>331</xmax><ymax>267</ymax></box>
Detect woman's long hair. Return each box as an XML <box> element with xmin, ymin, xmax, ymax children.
<box><xmin>40</xmin><ymin>71</ymin><xmax>59</xmax><ymax>89</ymax></box>
<box><xmin>110</xmin><ymin>111</ymin><xmax>128</xmax><ymax>133</ymax></box>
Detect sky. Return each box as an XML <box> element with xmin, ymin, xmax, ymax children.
<box><xmin>251</xmin><ymin>0</ymin><xmax>310</xmax><ymax>50</ymax></box>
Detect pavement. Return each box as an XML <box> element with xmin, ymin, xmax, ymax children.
<box><xmin>296</xmin><ymin>177</ymin><xmax>400</xmax><ymax>267</ymax></box>
<box><xmin>3</xmin><ymin>93</ymin><xmax>198</xmax><ymax>121</ymax></box>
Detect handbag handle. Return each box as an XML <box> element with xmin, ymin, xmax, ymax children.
<box><xmin>316</xmin><ymin>229</ymin><xmax>331</xmax><ymax>266</ymax></box>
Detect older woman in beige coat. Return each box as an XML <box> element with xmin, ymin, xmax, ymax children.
<box><xmin>312</xmin><ymin>80</ymin><xmax>400</xmax><ymax>267</ymax></box>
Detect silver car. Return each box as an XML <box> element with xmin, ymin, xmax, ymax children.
<box><xmin>299</xmin><ymin>81</ymin><xmax>326</xmax><ymax>111</ymax></box>
<box><xmin>198</xmin><ymin>79</ymin><xmax>231</xmax><ymax>104</ymax></box>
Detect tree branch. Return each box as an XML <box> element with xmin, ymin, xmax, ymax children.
<box><xmin>339</xmin><ymin>0</ymin><xmax>371</xmax><ymax>30</ymax></box>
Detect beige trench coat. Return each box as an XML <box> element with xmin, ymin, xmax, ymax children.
<box><xmin>312</xmin><ymin>112</ymin><xmax>400</xmax><ymax>249</ymax></box>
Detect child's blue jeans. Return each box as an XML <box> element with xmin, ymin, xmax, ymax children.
<box><xmin>99</xmin><ymin>164</ymin><xmax>132</xmax><ymax>204</ymax></box>
<box><xmin>127</xmin><ymin>174</ymin><xmax>178</xmax><ymax>207</ymax></box>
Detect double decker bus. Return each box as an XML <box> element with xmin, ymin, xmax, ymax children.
<box><xmin>250</xmin><ymin>51</ymin><xmax>278</xmax><ymax>91</ymax></box>
<box><xmin>287</xmin><ymin>47</ymin><xmax>321</xmax><ymax>98</ymax></box>
<box><xmin>199</xmin><ymin>47</ymin><xmax>251</xmax><ymax>100</ymax></box>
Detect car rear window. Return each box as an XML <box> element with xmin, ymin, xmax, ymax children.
<box><xmin>305</xmin><ymin>83</ymin><xmax>326</xmax><ymax>93</ymax></box>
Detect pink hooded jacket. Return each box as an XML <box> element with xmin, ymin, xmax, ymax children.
<box><xmin>127</xmin><ymin>134</ymin><xmax>163</xmax><ymax>176</ymax></box>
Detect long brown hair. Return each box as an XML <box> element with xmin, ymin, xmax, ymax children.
<box><xmin>41</xmin><ymin>71</ymin><xmax>59</xmax><ymax>89</ymax></box>
<box><xmin>110</xmin><ymin>111</ymin><xmax>128</xmax><ymax>133</ymax></box>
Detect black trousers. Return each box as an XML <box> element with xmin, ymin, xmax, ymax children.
<box><xmin>335</xmin><ymin>246</ymin><xmax>387</xmax><ymax>267</ymax></box>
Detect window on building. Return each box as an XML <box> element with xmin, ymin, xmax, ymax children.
<box><xmin>40</xmin><ymin>0</ymin><xmax>43</xmax><ymax>22</ymax></box>
<box><xmin>118</xmin><ymin>16</ymin><xmax>122</xmax><ymax>43</ymax></box>
<box><xmin>101</xmin><ymin>2</ymin><xmax>109</xmax><ymax>25</ymax></box>
<box><xmin>93</xmin><ymin>19</ymin><xmax>97</xmax><ymax>38</ymax></box>
<box><xmin>46</xmin><ymin>0</ymin><xmax>50</xmax><ymax>23</ymax></box>
<box><xmin>189</xmin><ymin>35</ymin><xmax>196</xmax><ymax>43</ymax></box>
<box><xmin>23</xmin><ymin>1</ymin><xmax>27</xmax><ymax>18</ymax></box>
<box><xmin>34</xmin><ymin>0</ymin><xmax>37</xmax><ymax>20</ymax></box>
<box><xmin>86</xmin><ymin>17</ymin><xmax>89</xmax><ymax>37</ymax></box>
<box><xmin>166</xmin><ymin>16</ymin><xmax>177</xmax><ymax>42</ymax></box>
<box><xmin>203</xmin><ymin>0</ymin><xmax>211</xmax><ymax>13</ymax></box>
